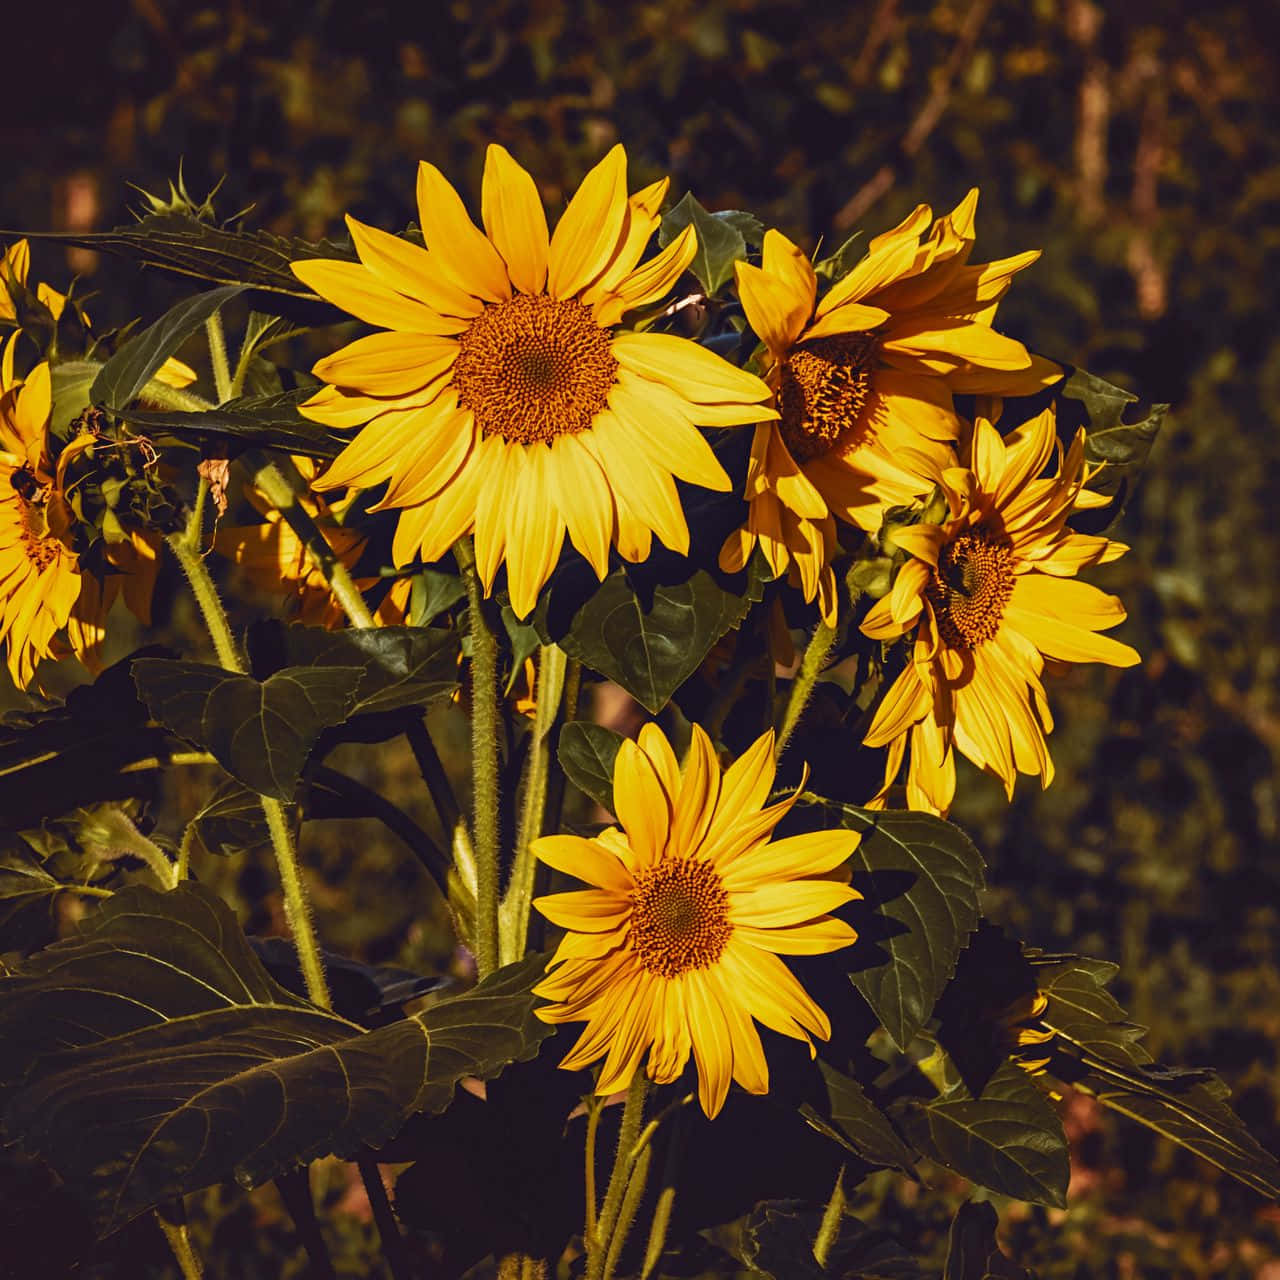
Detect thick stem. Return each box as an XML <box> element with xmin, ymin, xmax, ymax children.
<box><xmin>357</xmin><ymin>1158</ymin><xmax>413</xmax><ymax>1280</ymax></box>
<box><xmin>603</xmin><ymin>1141</ymin><xmax>652</xmax><ymax>1280</ymax></box>
<box><xmin>455</xmin><ymin>536</ymin><xmax>501</xmax><ymax>980</ymax></box>
<box><xmin>155</xmin><ymin>1203</ymin><xmax>203</xmax><ymax>1280</ymax></box>
<box><xmin>812</xmin><ymin>1165</ymin><xmax>847</xmax><ymax>1268</ymax></box>
<box><xmin>589</xmin><ymin>1072</ymin><xmax>649</xmax><ymax>1280</ymax></box>
<box><xmin>242</xmin><ymin>452</ymin><xmax>376</xmax><ymax>630</ymax></box>
<box><xmin>499</xmin><ymin>643</ymin><xmax>566</xmax><ymax>963</ymax></box>
<box><xmin>167</xmin><ymin>506</ymin><xmax>331</xmax><ymax>1009</ymax></box>
<box><xmin>775</xmin><ymin>618</ymin><xmax>838</xmax><ymax>759</ymax></box>
<box><xmin>205</xmin><ymin>312</ymin><xmax>233</xmax><ymax>405</ymax></box>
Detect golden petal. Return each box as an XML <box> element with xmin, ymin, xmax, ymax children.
<box><xmin>481</xmin><ymin>144</ymin><xmax>550</xmax><ymax>296</ymax></box>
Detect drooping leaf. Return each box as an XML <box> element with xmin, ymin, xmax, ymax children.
<box><xmin>1059</xmin><ymin>367</ymin><xmax>1167</xmax><ymax>496</ymax></box>
<box><xmin>741</xmin><ymin>1199</ymin><xmax>929</xmax><ymax>1280</ymax></box>
<box><xmin>799</xmin><ymin>1060</ymin><xmax>917</xmax><ymax>1175</ymax></box>
<box><xmin>188</xmin><ymin>779</ymin><xmax>271</xmax><ymax>860</ymax></box>
<box><xmin>658</xmin><ymin>193</ymin><xmax>756</xmax><ymax>295</ymax></box>
<box><xmin>90</xmin><ymin>285</ymin><xmax>246</xmax><ymax>409</ymax></box>
<box><xmin>131</xmin><ymin>659</ymin><xmax>362</xmax><ymax>800</ymax></box>
<box><xmin>901</xmin><ymin>1061</ymin><xmax>1069</xmax><ymax>1209</ymax></box>
<box><xmin>556</xmin><ymin>722</ymin><xmax>626</xmax><ymax>813</ymax></box>
<box><xmin>0</xmin><ymin>883</ymin><xmax>552</xmax><ymax>1232</ymax></box>
<box><xmin>943</xmin><ymin>1201</ymin><xmax>1032</xmax><ymax>1280</ymax></box>
<box><xmin>801</xmin><ymin>800</ymin><xmax>984</xmax><ymax>1050</ymax></box>
<box><xmin>246</xmin><ymin>622</ymin><xmax>461</xmax><ymax>717</ymax></box>
<box><xmin>124</xmin><ymin>388</ymin><xmax>346</xmax><ymax>458</ymax></box>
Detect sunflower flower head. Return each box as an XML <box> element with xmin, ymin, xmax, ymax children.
<box><xmin>532</xmin><ymin>722</ymin><xmax>859</xmax><ymax>1118</ymax></box>
<box><xmin>293</xmin><ymin>144</ymin><xmax>776</xmax><ymax>619</ymax></box>
<box><xmin>860</xmin><ymin>406</ymin><xmax>1139</xmax><ymax>815</ymax></box>
<box><xmin>721</xmin><ymin>193</ymin><xmax>1059</xmax><ymax>625</ymax></box>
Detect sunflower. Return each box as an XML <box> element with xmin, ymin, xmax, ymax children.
<box><xmin>860</xmin><ymin>407</ymin><xmax>1138</xmax><ymax>815</ymax></box>
<box><xmin>720</xmin><ymin>193</ymin><xmax>1059</xmax><ymax>624</ymax></box>
<box><xmin>214</xmin><ymin>457</ymin><xmax>370</xmax><ymax>629</ymax></box>
<box><xmin>293</xmin><ymin>144</ymin><xmax>776</xmax><ymax>618</ymax></box>
<box><xmin>532</xmin><ymin>722</ymin><xmax>859</xmax><ymax>1118</ymax></box>
<box><xmin>0</xmin><ymin>238</ymin><xmax>73</xmax><ymax>326</ymax></box>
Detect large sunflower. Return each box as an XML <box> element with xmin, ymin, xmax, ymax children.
<box><xmin>294</xmin><ymin>145</ymin><xmax>775</xmax><ymax>618</ymax></box>
<box><xmin>860</xmin><ymin>408</ymin><xmax>1138</xmax><ymax>815</ymax></box>
<box><xmin>532</xmin><ymin>723</ymin><xmax>858</xmax><ymax>1118</ymax></box>
<box><xmin>721</xmin><ymin>193</ymin><xmax>1058</xmax><ymax>623</ymax></box>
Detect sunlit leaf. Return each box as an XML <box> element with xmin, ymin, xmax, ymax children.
<box><xmin>658</xmin><ymin>192</ymin><xmax>758</xmax><ymax>295</ymax></box>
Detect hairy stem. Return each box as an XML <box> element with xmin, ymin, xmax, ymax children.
<box><xmin>812</xmin><ymin>1165</ymin><xmax>847</xmax><ymax>1268</ymax></box>
<box><xmin>603</xmin><ymin>1141</ymin><xmax>652</xmax><ymax>1280</ymax></box>
<box><xmin>455</xmin><ymin>536</ymin><xmax>501</xmax><ymax>979</ymax></box>
<box><xmin>155</xmin><ymin>1203</ymin><xmax>203</xmax><ymax>1280</ymax></box>
<box><xmin>775</xmin><ymin>618</ymin><xmax>838</xmax><ymax>759</ymax></box>
<box><xmin>205</xmin><ymin>312</ymin><xmax>233</xmax><ymax>405</ymax></box>
<box><xmin>584</xmin><ymin>1094</ymin><xmax>603</xmax><ymax>1240</ymax></box>
<box><xmin>589</xmin><ymin>1071</ymin><xmax>649</xmax><ymax>1280</ymax></box>
<box><xmin>640</xmin><ymin>1111</ymin><xmax>688</xmax><ymax>1279</ymax></box>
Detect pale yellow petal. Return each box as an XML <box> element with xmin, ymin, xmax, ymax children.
<box><xmin>481</xmin><ymin>144</ymin><xmax>550</xmax><ymax>296</ymax></box>
<box><xmin>416</xmin><ymin>160</ymin><xmax>512</xmax><ymax>302</ymax></box>
<box><xmin>547</xmin><ymin>144</ymin><xmax>629</xmax><ymax>300</ymax></box>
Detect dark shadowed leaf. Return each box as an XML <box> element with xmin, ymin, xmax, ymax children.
<box><xmin>658</xmin><ymin>193</ymin><xmax>756</xmax><ymax>295</ymax></box>
<box><xmin>0</xmin><ymin>847</ymin><xmax>64</xmax><ymax>954</ymax></box>
<box><xmin>188</xmin><ymin>780</ymin><xmax>271</xmax><ymax>859</ymax></box>
<box><xmin>799</xmin><ymin>1060</ymin><xmax>917</xmax><ymax>1175</ymax></box>
<box><xmin>0</xmin><ymin>884</ymin><xmax>551</xmax><ymax>1232</ymax></box>
<box><xmin>741</xmin><ymin>1199</ymin><xmax>929</xmax><ymax>1279</ymax></box>
<box><xmin>132</xmin><ymin>659</ymin><xmax>362</xmax><ymax>800</ymax></box>
<box><xmin>943</xmin><ymin>1201</ymin><xmax>1032</xmax><ymax>1280</ymax></box>
<box><xmin>556</xmin><ymin>722</ymin><xmax>626</xmax><ymax>813</ymax></box>
<box><xmin>90</xmin><ymin>286</ymin><xmax>246</xmax><ymax>409</ymax></box>
<box><xmin>902</xmin><ymin>1061</ymin><xmax>1069</xmax><ymax>1209</ymax></box>
<box><xmin>246</xmin><ymin>623</ymin><xmax>461</xmax><ymax>716</ymax></box>
<box><xmin>1059</xmin><ymin>368</ymin><xmax>1167</xmax><ymax>496</ymax></box>
<box><xmin>125</xmin><ymin>388</ymin><xmax>346</xmax><ymax>458</ymax></box>
<box><xmin>802</xmin><ymin>800</ymin><xmax>984</xmax><ymax>1050</ymax></box>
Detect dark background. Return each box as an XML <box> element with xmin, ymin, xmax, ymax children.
<box><xmin>4</xmin><ymin>1</ymin><xmax>1279</xmax><ymax>1274</ymax></box>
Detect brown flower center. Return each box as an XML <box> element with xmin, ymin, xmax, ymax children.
<box><xmin>926</xmin><ymin>531</ymin><xmax>1015</xmax><ymax>649</ymax></box>
<box><xmin>451</xmin><ymin>294</ymin><xmax>618</xmax><ymax>445</ymax></box>
<box><xmin>777</xmin><ymin>333</ymin><xmax>878</xmax><ymax>462</ymax></box>
<box><xmin>629</xmin><ymin>855</ymin><xmax>732</xmax><ymax>978</ymax></box>
<box><xmin>6</xmin><ymin>468</ymin><xmax>59</xmax><ymax>570</ymax></box>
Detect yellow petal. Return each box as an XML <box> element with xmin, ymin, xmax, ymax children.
<box><xmin>735</xmin><ymin>258</ymin><xmax>810</xmax><ymax>358</ymax></box>
<box><xmin>728</xmin><ymin>880</ymin><xmax>857</xmax><ymax>926</ymax></box>
<box><xmin>547</xmin><ymin>434</ymin><xmax>614</xmax><ymax>579</ymax></box>
<box><xmin>290</xmin><ymin>258</ymin><xmax>462</xmax><ymax>335</ymax></box>
<box><xmin>721</xmin><ymin>829</ymin><xmax>859</xmax><ymax>891</ymax></box>
<box><xmin>344</xmin><ymin>215</ymin><xmax>481</xmax><ymax>319</ymax></box>
<box><xmin>637</xmin><ymin>723</ymin><xmax>681</xmax><ymax>798</ymax></box>
<box><xmin>547</xmin><ymin>144</ymin><xmax>630</xmax><ymax>300</ymax></box>
<box><xmin>596</xmin><ymin>223</ymin><xmax>697</xmax><ymax>325</ymax></box>
<box><xmin>612</xmin><ymin>331</ymin><xmax>772</xmax><ymax>406</ymax></box>
<box><xmin>370</xmin><ymin>399</ymin><xmax>476</xmax><ymax>510</ymax></box>
<box><xmin>684</xmin><ymin>971</ymin><xmax>735</xmax><ymax>1117</ymax></box>
<box><xmin>531</xmin><ymin>888</ymin><xmax>629</xmax><ymax>932</ymax></box>
<box><xmin>313</xmin><ymin>332</ymin><xmax>458</xmax><ymax>396</ymax></box>
<box><xmin>612</xmin><ymin>738</ymin><xmax>671</xmax><ymax>866</ymax></box>
<box><xmin>481</xmin><ymin>144</ymin><xmax>550</xmax><ymax>295</ymax></box>
<box><xmin>505</xmin><ymin>445</ymin><xmax>567</xmax><ymax>618</ymax></box>
<box><xmin>671</xmin><ymin>723</ymin><xmax>720</xmax><ymax>857</ymax></box>
<box><xmin>608</xmin><ymin>379</ymin><xmax>729</xmax><ymax>493</ymax></box>
<box><xmin>533</xmin><ymin>834</ymin><xmax>633</xmax><ymax>893</ymax></box>
<box><xmin>586</xmin><ymin>410</ymin><xmax>689</xmax><ymax>554</ymax></box>
<box><xmin>734</xmin><ymin>918</ymin><xmax>858</xmax><ymax>956</ymax></box>
<box><xmin>416</xmin><ymin>161</ymin><xmax>512</xmax><ymax>302</ymax></box>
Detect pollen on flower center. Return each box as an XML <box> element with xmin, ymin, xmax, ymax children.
<box><xmin>777</xmin><ymin>333</ymin><xmax>878</xmax><ymax>462</ymax></box>
<box><xmin>629</xmin><ymin>855</ymin><xmax>732</xmax><ymax>979</ymax></box>
<box><xmin>451</xmin><ymin>294</ymin><xmax>619</xmax><ymax>445</ymax></box>
<box><xmin>6</xmin><ymin>469</ymin><xmax>58</xmax><ymax>570</ymax></box>
<box><xmin>926</xmin><ymin>531</ymin><xmax>1016</xmax><ymax>648</ymax></box>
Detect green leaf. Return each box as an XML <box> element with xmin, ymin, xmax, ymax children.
<box><xmin>902</xmin><ymin>1061</ymin><xmax>1069</xmax><ymax>1209</ymax></box>
<box><xmin>124</xmin><ymin>388</ymin><xmax>345</xmax><ymax>458</ymax></box>
<box><xmin>556</xmin><ymin>722</ymin><xmax>625</xmax><ymax>813</ymax></box>
<box><xmin>50</xmin><ymin>360</ymin><xmax>101</xmax><ymax>433</ymax></box>
<box><xmin>247</xmin><ymin>623</ymin><xmax>461</xmax><ymax>717</ymax></box>
<box><xmin>14</xmin><ymin>214</ymin><xmax>355</xmax><ymax>303</ymax></box>
<box><xmin>410</xmin><ymin>569</ymin><xmax>466</xmax><ymax>626</ymax></box>
<box><xmin>131</xmin><ymin>659</ymin><xmax>362</xmax><ymax>801</ymax></box>
<box><xmin>537</xmin><ymin>558</ymin><xmax>768</xmax><ymax>715</ymax></box>
<box><xmin>0</xmin><ymin>846</ymin><xmax>64</xmax><ymax>954</ymax></box>
<box><xmin>500</xmin><ymin>606</ymin><xmax>542</xmax><ymax>695</ymax></box>
<box><xmin>742</xmin><ymin>1200</ymin><xmax>929</xmax><ymax>1279</ymax></box>
<box><xmin>0</xmin><ymin>883</ymin><xmax>552</xmax><ymax>1232</ymax></box>
<box><xmin>1060</xmin><ymin>368</ymin><xmax>1167</xmax><ymax>494</ymax></box>
<box><xmin>658</xmin><ymin>193</ymin><xmax>753</xmax><ymax>295</ymax></box>
<box><xmin>803</xmin><ymin>801</ymin><xmax>984</xmax><ymax>1049</ymax></box>
<box><xmin>799</xmin><ymin>1060</ymin><xmax>917</xmax><ymax>1175</ymax></box>
<box><xmin>188</xmin><ymin>780</ymin><xmax>271</xmax><ymax>859</ymax></box>
<box><xmin>90</xmin><ymin>285</ymin><xmax>245</xmax><ymax>409</ymax></box>
<box><xmin>944</xmin><ymin>1202</ymin><xmax>1031</xmax><ymax>1280</ymax></box>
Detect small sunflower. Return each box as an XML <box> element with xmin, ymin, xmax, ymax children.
<box><xmin>532</xmin><ymin>722</ymin><xmax>859</xmax><ymax>1118</ymax></box>
<box><xmin>293</xmin><ymin>144</ymin><xmax>776</xmax><ymax>619</ymax></box>
<box><xmin>0</xmin><ymin>238</ymin><xmax>74</xmax><ymax>326</ymax></box>
<box><xmin>860</xmin><ymin>407</ymin><xmax>1138</xmax><ymax>815</ymax></box>
<box><xmin>721</xmin><ymin>194</ymin><xmax>1058</xmax><ymax>623</ymax></box>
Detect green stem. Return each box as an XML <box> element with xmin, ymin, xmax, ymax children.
<box><xmin>173</xmin><ymin>821</ymin><xmax>196</xmax><ymax>887</ymax></box>
<box><xmin>499</xmin><ymin>643</ymin><xmax>566</xmax><ymax>964</ymax></box>
<box><xmin>584</xmin><ymin>1094</ymin><xmax>604</xmax><ymax>1241</ymax></box>
<box><xmin>603</xmin><ymin>1141</ymin><xmax>652</xmax><ymax>1280</ymax></box>
<box><xmin>455</xmin><ymin>536</ymin><xmax>501</xmax><ymax>980</ymax></box>
<box><xmin>69</xmin><ymin>884</ymin><xmax>114</xmax><ymax>899</ymax></box>
<box><xmin>640</xmin><ymin>1111</ymin><xmax>688</xmax><ymax>1279</ymax></box>
<box><xmin>775</xmin><ymin>618</ymin><xmax>838</xmax><ymax>759</ymax></box>
<box><xmin>205</xmin><ymin>312</ymin><xmax>233</xmax><ymax>405</ymax></box>
<box><xmin>812</xmin><ymin>1165</ymin><xmax>847</xmax><ymax>1269</ymax></box>
<box><xmin>242</xmin><ymin>451</ymin><xmax>376</xmax><ymax>629</ymax></box>
<box><xmin>136</xmin><ymin>381</ymin><xmax>215</xmax><ymax>414</ymax></box>
<box><xmin>155</xmin><ymin>1203</ymin><xmax>203</xmax><ymax>1280</ymax></box>
<box><xmin>589</xmin><ymin>1071</ymin><xmax>649</xmax><ymax>1280</ymax></box>
<box><xmin>167</xmin><ymin>504</ymin><xmax>331</xmax><ymax>1010</ymax></box>
<box><xmin>118</xmin><ymin>750</ymin><xmax>218</xmax><ymax>775</ymax></box>
<box><xmin>406</xmin><ymin>715</ymin><xmax>462</xmax><ymax>835</ymax></box>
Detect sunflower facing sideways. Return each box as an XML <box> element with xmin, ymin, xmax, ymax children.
<box><xmin>532</xmin><ymin>723</ymin><xmax>859</xmax><ymax>1118</ymax></box>
<box><xmin>294</xmin><ymin>145</ymin><xmax>776</xmax><ymax>618</ymax></box>
<box><xmin>721</xmin><ymin>192</ymin><xmax>1059</xmax><ymax>623</ymax></box>
<box><xmin>861</xmin><ymin>407</ymin><xmax>1139</xmax><ymax>816</ymax></box>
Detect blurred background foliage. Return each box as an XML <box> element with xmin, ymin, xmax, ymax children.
<box><xmin>4</xmin><ymin>0</ymin><xmax>1279</xmax><ymax>1274</ymax></box>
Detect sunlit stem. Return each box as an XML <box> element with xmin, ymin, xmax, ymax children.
<box><xmin>812</xmin><ymin>1165</ymin><xmax>847</xmax><ymax>1268</ymax></box>
<box><xmin>455</xmin><ymin>535</ymin><xmax>501</xmax><ymax>979</ymax></box>
<box><xmin>136</xmin><ymin>381</ymin><xmax>215</xmax><ymax>414</ymax></box>
<box><xmin>118</xmin><ymin>751</ymin><xmax>218</xmax><ymax>775</ymax></box>
<box><xmin>499</xmin><ymin>643</ymin><xmax>567</xmax><ymax>964</ymax></box>
<box><xmin>588</xmin><ymin>1071</ymin><xmax>649</xmax><ymax>1280</ymax></box>
<box><xmin>584</xmin><ymin>1094</ymin><xmax>604</xmax><ymax>1240</ymax></box>
<box><xmin>167</xmin><ymin>496</ymin><xmax>332</xmax><ymax>1009</ymax></box>
<box><xmin>775</xmin><ymin>617</ymin><xmax>838</xmax><ymax>758</ymax></box>
<box><xmin>603</xmin><ymin>1140</ymin><xmax>652</xmax><ymax>1280</ymax></box>
<box><xmin>172</xmin><ymin>820</ymin><xmax>197</xmax><ymax>887</ymax></box>
<box><xmin>155</xmin><ymin>1203</ymin><xmax>203</xmax><ymax>1280</ymax></box>
<box><xmin>242</xmin><ymin>451</ymin><xmax>376</xmax><ymax>630</ymax></box>
<box><xmin>205</xmin><ymin>312</ymin><xmax>233</xmax><ymax>405</ymax></box>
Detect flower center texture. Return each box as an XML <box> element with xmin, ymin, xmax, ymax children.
<box><xmin>629</xmin><ymin>855</ymin><xmax>732</xmax><ymax>979</ymax></box>
<box><xmin>6</xmin><ymin>469</ymin><xmax>58</xmax><ymax>571</ymax></box>
<box><xmin>777</xmin><ymin>333</ymin><xmax>878</xmax><ymax>462</ymax></box>
<box><xmin>926</xmin><ymin>531</ymin><xmax>1016</xmax><ymax>649</ymax></box>
<box><xmin>451</xmin><ymin>294</ymin><xmax>619</xmax><ymax>445</ymax></box>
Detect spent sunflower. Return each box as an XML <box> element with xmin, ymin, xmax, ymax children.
<box><xmin>721</xmin><ymin>194</ymin><xmax>1058</xmax><ymax>624</ymax></box>
<box><xmin>293</xmin><ymin>144</ymin><xmax>776</xmax><ymax>618</ymax></box>
<box><xmin>532</xmin><ymin>722</ymin><xmax>859</xmax><ymax>1118</ymax></box>
<box><xmin>861</xmin><ymin>407</ymin><xmax>1138</xmax><ymax>815</ymax></box>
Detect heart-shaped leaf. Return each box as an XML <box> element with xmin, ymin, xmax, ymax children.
<box><xmin>188</xmin><ymin>779</ymin><xmax>272</xmax><ymax>859</ymax></box>
<box><xmin>556</xmin><ymin>722</ymin><xmax>626</xmax><ymax>813</ymax></box>
<box><xmin>0</xmin><ymin>884</ymin><xmax>552</xmax><ymax>1232</ymax></box>
<box><xmin>659</xmin><ymin>194</ymin><xmax>761</xmax><ymax>295</ymax></box>
<box><xmin>132</xmin><ymin>659</ymin><xmax>362</xmax><ymax>800</ymax></box>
